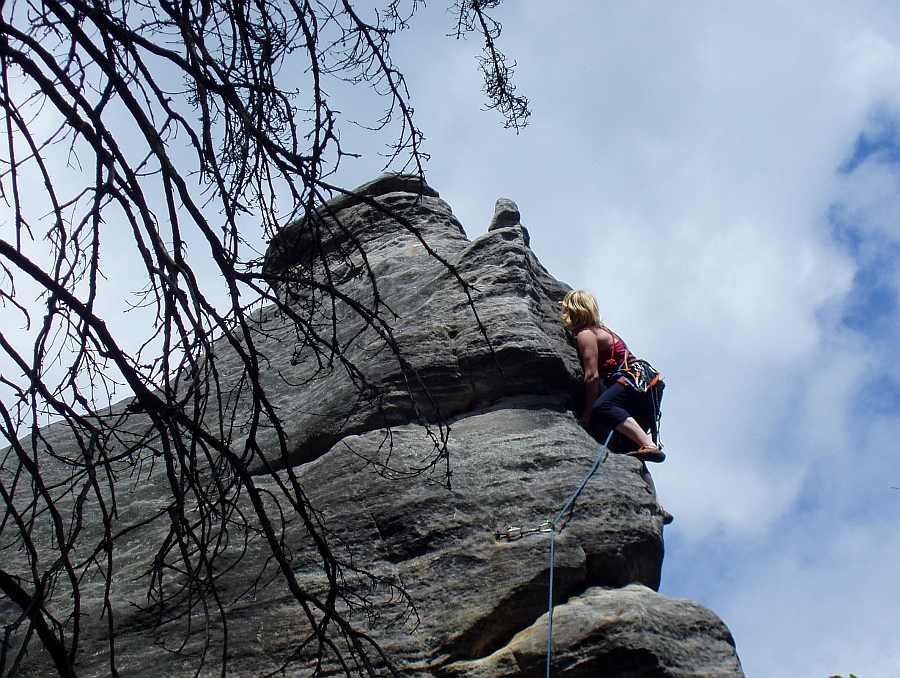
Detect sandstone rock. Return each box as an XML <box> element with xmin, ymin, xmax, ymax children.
<box><xmin>2</xmin><ymin>174</ymin><xmax>744</xmax><ymax>678</ymax></box>
<box><xmin>234</xmin><ymin>174</ymin><xmax>579</xmax><ymax>469</ymax></box>
<box><xmin>441</xmin><ymin>585</ymin><xmax>743</xmax><ymax>678</ymax></box>
<box><xmin>297</xmin><ymin>409</ymin><xmax>664</xmax><ymax>664</ymax></box>
<box><xmin>487</xmin><ymin>198</ymin><xmax>529</xmax><ymax>246</ymax></box>
<box><xmin>488</xmin><ymin>197</ymin><xmax>521</xmax><ymax>229</ymax></box>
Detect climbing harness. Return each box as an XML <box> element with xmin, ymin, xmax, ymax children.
<box><xmin>617</xmin><ymin>357</ymin><xmax>661</xmax><ymax>392</ymax></box>
<box><xmin>600</xmin><ymin>327</ymin><xmax>666</xmax><ymax>447</ymax></box>
<box><xmin>494</xmin><ymin>429</ymin><xmax>614</xmax><ymax>678</ymax></box>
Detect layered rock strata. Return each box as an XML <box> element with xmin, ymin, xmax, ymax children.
<box><xmin>2</xmin><ymin>174</ymin><xmax>744</xmax><ymax>677</ymax></box>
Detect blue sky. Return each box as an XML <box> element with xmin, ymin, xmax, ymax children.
<box><xmin>325</xmin><ymin>2</ymin><xmax>900</xmax><ymax>676</ymax></box>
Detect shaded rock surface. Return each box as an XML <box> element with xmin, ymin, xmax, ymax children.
<box><xmin>3</xmin><ymin>174</ymin><xmax>743</xmax><ymax>677</ymax></box>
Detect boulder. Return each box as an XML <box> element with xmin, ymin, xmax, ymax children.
<box><xmin>442</xmin><ymin>584</ymin><xmax>743</xmax><ymax>678</ymax></box>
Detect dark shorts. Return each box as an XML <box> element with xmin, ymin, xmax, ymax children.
<box><xmin>588</xmin><ymin>381</ymin><xmax>662</xmax><ymax>453</ymax></box>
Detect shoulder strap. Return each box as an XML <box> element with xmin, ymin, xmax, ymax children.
<box><xmin>603</xmin><ymin>326</ymin><xmax>630</xmax><ymax>371</ymax></box>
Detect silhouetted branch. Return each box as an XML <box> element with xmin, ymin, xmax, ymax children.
<box><xmin>452</xmin><ymin>0</ymin><xmax>531</xmax><ymax>130</ymax></box>
<box><xmin>0</xmin><ymin>1</ymin><xmax>525</xmax><ymax>676</ymax></box>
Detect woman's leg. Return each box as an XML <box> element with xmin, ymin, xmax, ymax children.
<box><xmin>618</xmin><ymin>388</ymin><xmax>660</xmax><ymax>448</ymax></box>
<box><xmin>592</xmin><ymin>384</ymin><xmax>663</xmax><ymax>460</ymax></box>
<box><xmin>615</xmin><ymin>416</ymin><xmax>655</xmax><ymax>448</ymax></box>
<box><xmin>595</xmin><ymin>389</ymin><xmax>672</xmax><ymax>524</ymax></box>
<box><xmin>615</xmin><ymin>389</ymin><xmax>665</xmax><ymax>461</ymax></box>
<box><xmin>591</xmin><ymin>383</ymin><xmax>634</xmax><ymax>443</ymax></box>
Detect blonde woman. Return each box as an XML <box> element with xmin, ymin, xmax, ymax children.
<box><xmin>561</xmin><ymin>289</ymin><xmax>672</xmax><ymax>524</ymax></box>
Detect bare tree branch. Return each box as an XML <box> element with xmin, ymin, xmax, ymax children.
<box><xmin>452</xmin><ymin>0</ymin><xmax>530</xmax><ymax>130</ymax></box>
<box><xmin>0</xmin><ymin>1</ymin><xmax>527</xmax><ymax>676</ymax></box>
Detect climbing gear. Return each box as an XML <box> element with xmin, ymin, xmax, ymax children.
<box><xmin>628</xmin><ymin>446</ymin><xmax>666</xmax><ymax>463</ymax></box>
<box><xmin>604</xmin><ymin>327</ymin><xmax>666</xmax><ymax>448</ymax></box>
<box><xmin>617</xmin><ymin>357</ymin><xmax>662</xmax><ymax>392</ymax></box>
<box><xmin>495</xmin><ymin>521</ymin><xmax>552</xmax><ymax>542</ymax></box>
<box><xmin>648</xmin><ymin>381</ymin><xmax>664</xmax><ymax>446</ymax></box>
<box><xmin>493</xmin><ymin>432</ymin><xmax>611</xmax><ymax>548</ymax></box>
<box><xmin>661</xmin><ymin>509</ymin><xmax>674</xmax><ymax>525</ymax></box>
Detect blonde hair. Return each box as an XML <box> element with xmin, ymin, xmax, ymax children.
<box><xmin>561</xmin><ymin>289</ymin><xmax>602</xmax><ymax>333</ymax></box>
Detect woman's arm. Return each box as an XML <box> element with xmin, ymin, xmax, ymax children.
<box><xmin>577</xmin><ymin>328</ymin><xmax>614</xmax><ymax>428</ymax></box>
<box><xmin>577</xmin><ymin>329</ymin><xmax>600</xmax><ymax>427</ymax></box>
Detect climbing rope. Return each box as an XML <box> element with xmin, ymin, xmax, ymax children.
<box><xmin>492</xmin><ymin>428</ymin><xmax>614</xmax><ymax>676</ymax></box>
<box><xmin>544</xmin><ymin>429</ymin><xmax>613</xmax><ymax>678</ymax></box>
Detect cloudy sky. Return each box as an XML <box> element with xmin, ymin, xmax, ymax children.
<box><xmin>329</xmin><ymin>2</ymin><xmax>900</xmax><ymax>677</ymax></box>
<box><xmin>3</xmin><ymin>2</ymin><xmax>898</xmax><ymax>676</ymax></box>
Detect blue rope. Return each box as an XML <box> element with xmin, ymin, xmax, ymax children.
<box><xmin>545</xmin><ymin>429</ymin><xmax>613</xmax><ymax>678</ymax></box>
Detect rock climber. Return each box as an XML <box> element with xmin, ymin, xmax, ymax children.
<box><xmin>561</xmin><ymin>289</ymin><xmax>673</xmax><ymax>525</ymax></box>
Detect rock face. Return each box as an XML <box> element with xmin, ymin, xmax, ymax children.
<box><xmin>3</xmin><ymin>174</ymin><xmax>744</xmax><ymax>677</ymax></box>
<box><xmin>252</xmin><ymin>173</ymin><xmax>578</xmax><ymax>469</ymax></box>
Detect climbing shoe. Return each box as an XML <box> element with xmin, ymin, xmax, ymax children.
<box><xmin>628</xmin><ymin>446</ymin><xmax>666</xmax><ymax>463</ymax></box>
<box><xmin>661</xmin><ymin>509</ymin><xmax>674</xmax><ymax>525</ymax></box>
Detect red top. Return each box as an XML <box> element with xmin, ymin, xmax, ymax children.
<box><xmin>597</xmin><ymin>327</ymin><xmax>637</xmax><ymax>385</ymax></box>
